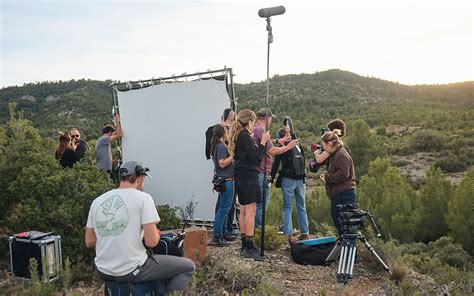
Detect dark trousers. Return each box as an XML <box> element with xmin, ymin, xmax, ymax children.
<box><xmin>215</xmin><ymin>189</ymin><xmax>236</xmax><ymax>233</ymax></box>
<box><xmin>331</xmin><ymin>189</ymin><xmax>357</xmax><ymax>236</ymax></box>
<box><xmin>97</xmin><ymin>255</ymin><xmax>195</xmax><ymax>294</ymax></box>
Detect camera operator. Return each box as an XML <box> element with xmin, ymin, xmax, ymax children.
<box><xmin>319</xmin><ymin>130</ymin><xmax>357</xmax><ymax>236</ymax></box>
<box><xmin>70</xmin><ymin>128</ymin><xmax>89</xmax><ymax>160</ymax></box>
<box><xmin>271</xmin><ymin>128</ymin><xmax>309</xmax><ymax>240</ymax></box>
<box><xmin>85</xmin><ymin>160</ymin><xmax>195</xmax><ymax>293</ymax></box>
<box><xmin>314</xmin><ymin>119</ymin><xmax>349</xmax><ymax>165</ymax></box>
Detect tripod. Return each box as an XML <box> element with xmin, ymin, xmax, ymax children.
<box><xmin>326</xmin><ymin>231</ymin><xmax>391</xmax><ymax>284</ymax></box>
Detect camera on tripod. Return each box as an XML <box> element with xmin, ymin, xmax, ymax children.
<box><xmin>326</xmin><ymin>203</ymin><xmax>390</xmax><ymax>284</ymax></box>
<box><xmin>338</xmin><ymin>203</ymin><xmax>382</xmax><ymax>238</ymax></box>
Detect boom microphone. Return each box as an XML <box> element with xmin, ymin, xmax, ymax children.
<box><xmin>258</xmin><ymin>6</ymin><xmax>286</xmax><ymax>18</ymax></box>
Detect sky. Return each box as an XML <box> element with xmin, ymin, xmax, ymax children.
<box><xmin>0</xmin><ymin>0</ymin><xmax>472</xmax><ymax>87</ymax></box>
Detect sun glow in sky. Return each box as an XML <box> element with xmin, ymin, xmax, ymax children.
<box><xmin>1</xmin><ymin>0</ymin><xmax>472</xmax><ymax>87</ymax></box>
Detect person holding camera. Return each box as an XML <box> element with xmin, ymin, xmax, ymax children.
<box><xmin>271</xmin><ymin>128</ymin><xmax>309</xmax><ymax>240</ymax></box>
<box><xmin>85</xmin><ymin>160</ymin><xmax>195</xmax><ymax>293</ymax></box>
<box><xmin>314</xmin><ymin>119</ymin><xmax>349</xmax><ymax>165</ymax></box>
<box><xmin>70</xmin><ymin>128</ymin><xmax>89</xmax><ymax>160</ymax></box>
<box><xmin>210</xmin><ymin>124</ymin><xmax>235</xmax><ymax>247</ymax></box>
<box><xmin>253</xmin><ymin>108</ymin><xmax>298</xmax><ymax>229</ymax></box>
<box><xmin>318</xmin><ymin>130</ymin><xmax>357</xmax><ymax>236</ymax></box>
<box><xmin>55</xmin><ymin>132</ymin><xmax>80</xmax><ymax>168</ymax></box>
<box><xmin>228</xmin><ymin>109</ymin><xmax>270</xmax><ymax>260</ymax></box>
<box><xmin>205</xmin><ymin>108</ymin><xmax>238</xmax><ymax>241</ymax></box>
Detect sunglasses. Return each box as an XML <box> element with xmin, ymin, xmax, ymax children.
<box><xmin>71</xmin><ymin>135</ymin><xmax>80</xmax><ymax>138</ymax></box>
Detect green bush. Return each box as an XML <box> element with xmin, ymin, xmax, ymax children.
<box><xmin>157</xmin><ymin>204</ymin><xmax>181</xmax><ymax>230</ymax></box>
<box><xmin>0</xmin><ymin>110</ymin><xmax>114</xmax><ymax>263</ymax></box>
<box><xmin>409</xmin><ymin>129</ymin><xmax>447</xmax><ymax>152</ymax></box>
<box><xmin>189</xmin><ymin>256</ymin><xmax>280</xmax><ymax>294</ymax></box>
<box><xmin>254</xmin><ymin>225</ymin><xmax>287</xmax><ymax>250</ymax></box>
<box><xmin>434</xmin><ymin>156</ymin><xmax>468</xmax><ymax>173</ymax></box>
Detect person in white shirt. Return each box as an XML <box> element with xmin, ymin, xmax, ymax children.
<box><xmin>85</xmin><ymin>160</ymin><xmax>195</xmax><ymax>293</ymax></box>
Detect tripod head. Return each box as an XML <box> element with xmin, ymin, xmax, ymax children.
<box><xmin>337</xmin><ymin>203</ymin><xmax>382</xmax><ymax>238</ymax></box>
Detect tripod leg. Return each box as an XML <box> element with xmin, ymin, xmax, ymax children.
<box><xmin>336</xmin><ymin>240</ymin><xmax>357</xmax><ymax>284</ymax></box>
<box><xmin>326</xmin><ymin>240</ymin><xmax>341</xmax><ymax>263</ymax></box>
<box><xmin>360</xmin><ymin>237</ymin><xmax>391</xmax><ymax>274</ymax></box>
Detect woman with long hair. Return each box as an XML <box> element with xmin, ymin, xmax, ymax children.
<box><xmin>210</xmin><ymin>124</ymin><xmax>234</xmax><ymax>246</ymax></box>
<box><xmin>319</xmin><ymin>129</ymin><xmax>357</xmax><ymax>236</ymax></box>
<box><xmin>55</xmin><ymin>132</ymin><xmax>79</xmax><ymax>168</ymax></box>
<box><xmin>228</xmin><ymin>109</ymin><xmax>270</xmax><ymax>260</ymax></box>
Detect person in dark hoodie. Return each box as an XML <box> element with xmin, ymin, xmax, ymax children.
<box><xmin>319</xmin><ymin>129</ymin><xmax>357</xmax><ymax>236</ymax></box>
<box><xmin>271</xmin><ymin>127</ymin><xmax>309</xmax><ymax>240</ymax></box>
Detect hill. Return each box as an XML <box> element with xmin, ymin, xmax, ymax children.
<box><xmin>1</xmin><ymin>69</ymin><xmax>473</xmax><ymax>177</ymax></box>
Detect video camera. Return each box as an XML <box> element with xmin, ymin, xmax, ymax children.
<box><xmin>308</xmin><ymin>128</ymin><xmax>331</xmax><ymax>173</ymax></box>
<box><xmin>337</xmin><ymin>203</ymin><xmax>382</xmax><ymax>237</ymax></box>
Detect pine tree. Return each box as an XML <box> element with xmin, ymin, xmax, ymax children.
<box><xmin>446</xmin><ymin>168</ymin><xmax>474</xmax><ymax>255</ymax></box>
<box><xmin>358</xmin><ymin>158</ymin><xmax>420</xmax><ymax>242</ymax></box>
<box><xmin>416</xmin><ymin>167</ymin><xmax>453</xmax><ymax>242</ymax></box>
<box><xmin>345</xmin><ymin>119</ymin><xmax>387</xmax><ymax>177</ymax></box>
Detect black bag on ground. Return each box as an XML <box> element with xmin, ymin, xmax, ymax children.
<box><xmin>289</xmin><ymin>237</ymin><xmax>336</xmax><ymax>266</ymax></box>
<box><xmin>152</xmin><ymin>233</ymin><xmax>184</xmax><ymax>257</ymax></box>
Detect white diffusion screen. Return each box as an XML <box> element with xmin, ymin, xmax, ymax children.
<box><xmin>117</xmin><ymin>79</ymin><xmax>230</xmax><ymax>220</ymax></box>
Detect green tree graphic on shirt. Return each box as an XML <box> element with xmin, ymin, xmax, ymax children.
<box><xmin>95</xmin><ymin>195</ymin><xmax>129</xmax><ymax>236</ymax></box>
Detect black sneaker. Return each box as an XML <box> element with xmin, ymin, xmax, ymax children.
<box><xmin>241</xmin><ymin>247</ymin><xmax>264</xmax><ymax>261</ymax></box>
<box><xmin>211</xmin><ymin>236</ymin><xmax>230</xmax><ymax>247</ymax></box>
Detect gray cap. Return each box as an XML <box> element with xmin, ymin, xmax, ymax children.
<box><xmin>256</xmin><ymin>108</ymin><xmax>276</xmax><ymax>119</ymax></box>
<box><xmin>119</xmin><ymin>160</ymin><xmax>150</xmax><ymax>177</ymax></box>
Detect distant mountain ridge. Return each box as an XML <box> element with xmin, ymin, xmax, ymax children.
<box><xmin>0</xmin><ymin>69</ymin><xmax>472</xmax><ymax>140</ymax></box>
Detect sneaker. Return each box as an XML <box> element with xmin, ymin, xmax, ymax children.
<box><xmin>224</xmin><ymin>232</ymin><xmax>237</xmax><ymax>241</ymax></box>
<box><xmin>297</xmin><ymin>234</ymin><xmax>310</xmax><ymax>240</ymax></box>
<box><xmin>241</xmin><ymin>247</ymin><xmax>264</xmax><ymax>261</ymax></box>
<box><xmin>211</xmin><ymin>236</ymin><xmax>230</xmax><ymax>247</ymax></box>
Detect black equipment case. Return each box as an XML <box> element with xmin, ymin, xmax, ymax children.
<box><xmin>9</xmin><ymin>231</ymin><xmax>62</xmax><ymax>282</ymax></box>
<box><xmin>290</xmin><ymin>236</ymin><xmax>337</xmax><ymax>266</ymax></box>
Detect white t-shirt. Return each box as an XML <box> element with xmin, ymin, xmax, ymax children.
<box><xmin>86</xmin><ymin>188</ymin><xmax>160</xmax><ymax>276</ymax></box>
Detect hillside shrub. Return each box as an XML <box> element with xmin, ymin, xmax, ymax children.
<box><xmin>189</xmin><ymin>256</ymin><xmax>280</xmax><ymax>294</ymax></box>
<box><xmin>254</xmin><ymin>226</ymin><xmax>287</xmax><ymax>250</ymax></box>
<box><xmin>157</xmin><ymin>204</ymin><xmax>181</xmax><ymax>230</ymax></box>
<box><xmin>409</xmin><ymin>129</ymin><xmax>447</xmax><ymax>152</ymax></box>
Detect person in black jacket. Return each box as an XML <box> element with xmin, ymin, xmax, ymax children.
<box><xmin>271</xmin><ymin>128</ymin><xmax>309</xmax><ymax>240</ymax></box>
<box><xmin>228</xmin><ymin>109</ymin><xmax>270</xmax><ymax>260</ymax></box>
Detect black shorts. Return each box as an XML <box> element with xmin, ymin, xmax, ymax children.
<box><xmin>235</xmin><ymin>179</ymin><xmax>259</xmax><ymax>205</ymax></box>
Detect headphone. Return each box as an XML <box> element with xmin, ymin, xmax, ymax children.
<box><xmin>222</xmin><ymin>108</ymin><xmax>232</xmax><ymax>121</ymax></box>
<box><xmin>135</xmin><ymin>164</ymin><xmax>149</xmax><ymax>176</ymax></box>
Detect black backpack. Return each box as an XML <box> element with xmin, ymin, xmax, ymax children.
<box><xmin>289</xmin><ymin>237</ymin><xmax>336</xmax><ymax>266</ymax></box>
<box><xmin>290</xmin><ymin>146</ymin><xmax>306</xmax><ymax>177</ymax></box>
<box><xmin>151</xmin><ymin>233</ymin><xmax>185</xmax><ymax>257</ymax></box>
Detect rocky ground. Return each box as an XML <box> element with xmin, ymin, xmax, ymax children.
<box><xmin>204</xmin><ymin>236</ymin><xmax>438</xmax><ymax>295</ymax></box>
<box><xmin>0</xmin><ymin>232</ymin><xmax>443</xmax><ymax>295</ymax></box>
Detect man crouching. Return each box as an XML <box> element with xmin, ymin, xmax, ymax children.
<box><xmin>85</xmin><ymin>160</ymin><xmax>195</xmax><ymax>293</ymax></box>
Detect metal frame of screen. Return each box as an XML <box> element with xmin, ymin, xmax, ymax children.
<box><xmin>110</xmin><ymin>68</ymin><xmax>236</xmax><ymax>222</ymax></box>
